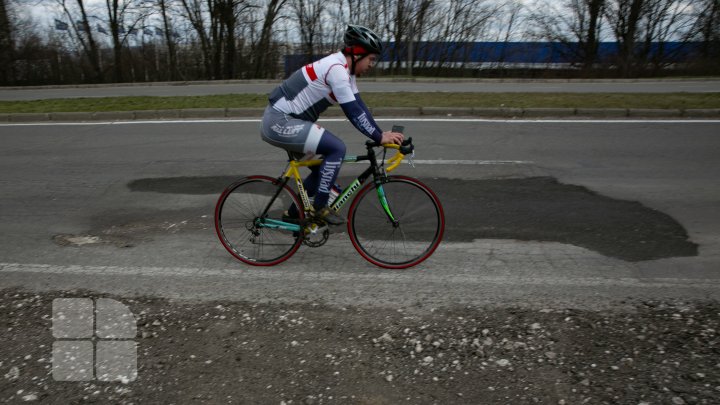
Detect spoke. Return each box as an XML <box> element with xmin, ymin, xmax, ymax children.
<box><xmin>216</xmin><ymin>178</ymin><xmax>300</xmax><ymax>265</ymax></box>
<box><xmin>350</xmin><ymin>178</ymin><xmax>442</xmax><ymax>267</ymax></box>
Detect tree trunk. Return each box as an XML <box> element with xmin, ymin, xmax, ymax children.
<box><xmin>0</xmin><ymin>0</ymin><xmax>14</xmax><ymax>84</ymax></box>
<box><xmin>159</xmin><ymin>0</ymin><xmax>179</xmax><ymax>81</ymax></box>
<box><xmin>74</xmin><ymin>0</ymin><xmax>103</xmax><ymax>82</ymax></box>
<box><xmin>254</xmin><ymin>0</ymin><xmax>287</xmax><ymax>78</ymax></box>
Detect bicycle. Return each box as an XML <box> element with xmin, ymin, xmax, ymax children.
<box><xmin>214</xmin><ymin>134</ymin><xmax>445</xmax><ymax>269</ymax></box>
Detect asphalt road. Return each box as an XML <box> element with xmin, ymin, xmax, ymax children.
<box><xmin>1</xmin><ymin>118</ymin><xmax>719</xmax><ymax>309</ymax></box>
<box><xmin>1</xmin><ymin>79</ymin><xmax>720</xmax><ymax>100</ymax></box>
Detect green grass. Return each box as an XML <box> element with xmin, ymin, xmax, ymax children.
<box><xmin>0</xmin><ymin>94</ymin><xmax>267</xmax><ymax>113</ymax></box>
<box><xmin>0</xmin><ymin>92</ymin><xmax>718</xmax><ymax>113</ymax></box>
<box><xmin>361</xmin><ymin>92</ymin><xmax>720</xmax><ymax>109</ymax></box>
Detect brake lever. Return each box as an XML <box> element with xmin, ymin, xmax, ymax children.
<box><xmin>409</xmin><ymin>150</ymin><xmax>416</xmax><ymax>168</ymax></box>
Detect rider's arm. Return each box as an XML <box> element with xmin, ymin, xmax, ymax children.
<box><xmin>338</xmin><ymin>100</ymin><xmax>383</xmax><ymax>143</ymax></box>
<box><xmin>354</xmin><ymin>93</ymin><xmax>382</xmax><ymax>131</ymax></box>
<box><xmin>326</xmin><ymin>65</ymin><xmax>383</xmax><ymax>143</ymax></box>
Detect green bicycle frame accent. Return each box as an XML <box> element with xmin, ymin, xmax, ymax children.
<box><xmin>257</xmin><ymin>218</ymin><xmax>302</xmax><ymax>232</ymax></box>
<box><xmin>375</xmin><ymin>184</ymin><xmax>397</xmax><ymax>223</ymax></box>
<box><xmin>329</xmin><ymin>179</ymin><xmax>397</xmax><ymax>223</ymax></box>
<box><xmin>329</xmin><ymin>178</ymin><xmax>361</xmax><ymax>211</ymax></box>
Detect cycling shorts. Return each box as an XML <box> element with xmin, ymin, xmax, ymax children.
<box><xmin>261</xmin><ymin>105</ymin><xmax>325</xmax><ymax>158</ymax></box>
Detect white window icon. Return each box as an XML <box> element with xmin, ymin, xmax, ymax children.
<box><xmin>52</xmin><ymin>298</ymin><xmax>137</xmax><ymax>382</ymax></box>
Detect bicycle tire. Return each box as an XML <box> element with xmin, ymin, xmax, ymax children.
<box><xmin>215</xmin><ymin>175</ymin><xmax>304</xmax><ymax>266</ymax></box>
<box><xmin>348</xmin><ymin>175</ymin><xmax>444</xmax><ymax>269</ymax></box>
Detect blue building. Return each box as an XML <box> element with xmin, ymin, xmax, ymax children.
<box><xmin>285</xmin><ymin>41</ymin><xmax>702</xmax><ymax>76</ymax></box>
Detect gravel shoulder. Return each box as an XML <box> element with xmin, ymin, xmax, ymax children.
<box><xmin>2</xmin><ymin>288</ymin><xmax>719</xmax><ymax>404</ymax></box>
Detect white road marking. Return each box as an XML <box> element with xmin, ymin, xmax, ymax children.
<box><xmin>2</xmin><ymin>262</ymin><xmax>719</xmax><ymax>290</ymax></box>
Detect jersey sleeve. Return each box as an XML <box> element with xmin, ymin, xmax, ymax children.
<box><xmin>326</xmin><ymin>65</ymin><xmax>383</xmax><ymax>143</ymax></box>
<box><xmin>355</xmin><ymin>93</ymin><xmax>382</xmax><ymax>132</ymax></box>
<box><xmin>339</xmin><ymin>100</ymin><xmax>383</xmax><ymax>143</ymax></box>
<box><xmin>325</xmin><ymin>64</ymin><xmax>356</xmax><ymax>104</ymax></box>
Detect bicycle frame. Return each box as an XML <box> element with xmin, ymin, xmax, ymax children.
<box><xmin>258</xmin><ymin>142</ymin><xmax>410</xmax><ymax>232</ymax></box>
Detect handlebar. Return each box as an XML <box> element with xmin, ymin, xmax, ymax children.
<box><xmin>363</xmin><ymin>125</ymin><xmax>414</xmax><ymax>172</ymax></box>
<box><xmin>377</xmin><ymin>137</ymin><xmax>413</xmax><ymax>150</ymax></box>
<box><xmin>378</xmin><ymin>137</ymin><xmax>414</xmax><ymax>172</ymax></box>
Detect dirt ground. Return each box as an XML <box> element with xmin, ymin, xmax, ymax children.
<box><xmin>1</xmin><ymin>288</ymin><xmax>719</xmax><ymax>404</ymax></box>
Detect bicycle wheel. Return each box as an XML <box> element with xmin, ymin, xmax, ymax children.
<box><xmin>215</xmin><ymin>175</ymin><xmax>304</xmax><ymax>266</ymax></box>
<box><xmin>348</xmin><ymin>175</ymin><xmax>444</xmax><ymax>269</ymax></box>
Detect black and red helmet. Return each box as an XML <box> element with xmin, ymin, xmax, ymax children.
<box><xmin>343</xmin><ymin>24</ymin><xmax>383</xmax><ymax>55</ymax></box>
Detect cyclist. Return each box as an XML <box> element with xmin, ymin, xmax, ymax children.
<box><xmin>261</xmin><ymin>24</ymin><xmax>404</xmax><ymax>225</ymax></box>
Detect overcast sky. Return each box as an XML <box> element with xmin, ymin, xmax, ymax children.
<box><xmin>16</xmin><ymin>0</ymin><xmax>695</xmax><ymax>44</ymax></box>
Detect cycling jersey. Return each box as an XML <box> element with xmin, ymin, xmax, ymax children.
<box><xmin>268</xmin><ymin>52</ymin><xmax>383</xmax><ymax>143</ymax></box>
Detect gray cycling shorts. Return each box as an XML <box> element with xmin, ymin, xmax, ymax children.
<box><xmin>261</xmin><ymin>105</ymin><xmax>325</xmax><ymax>157</ymax></box>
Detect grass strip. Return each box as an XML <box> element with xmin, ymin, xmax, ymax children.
<box><xmin>0</xmin><ymin>92</ymin><xmax>718</xmax><ymax>113</ymax></box>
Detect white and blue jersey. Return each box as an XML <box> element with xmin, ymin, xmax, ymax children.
<box><xmin>266</xmin><ymin>51</ymin><xmax>383</xmax><ymax>145</ymax></box>
<box><xmin>261</xmin><ymin>51</ymin><xmax>383</xmax><ymax>210</ymax></box>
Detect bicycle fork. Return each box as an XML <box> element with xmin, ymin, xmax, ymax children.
<box><xmin>375</xmin><ymin>181</ymin><xmax>399</xmax><ymax>227</ymax></box>
<box><xmin>370</xmin><ymin>150</ymin><xmax>400</xmax><ymax>226</ymax></box>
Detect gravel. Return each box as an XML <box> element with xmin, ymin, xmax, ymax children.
<box><xmin>1</xmin><ymin>288</ymin><xmax>719</xmax><ymax>404</ymax></box>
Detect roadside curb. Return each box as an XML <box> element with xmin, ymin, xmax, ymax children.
<box><xmin>0</xmin><ymin>107</ymin><xmax>719</xmax><ymax>122</ymax></box>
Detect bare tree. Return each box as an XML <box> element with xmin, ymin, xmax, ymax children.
<box><xmin>529</xmin><ymin>0</ymin><xmax>605</xmax><ymax>72</ymax></box>
<box><xmin>207</xmin><ymin>0</ymin><xmax>234</xmax><ymax>80</ymax></box>
<box><xmin>341</xmin><ymin>0</ymin><xmax>383</xmax><ymax>28</ymax></box>
<box><xmin>386</xmin><ymin>0</ymin><xmax>408</xmax><ymax>73</ymax></box>
<box><xmin>582</xmin><ymin>0</ymin><xmax>605</xmax><ymax>70</ymax></box>
<box><xmin>3</xmin><ymin>0</ymin><xmax>714</xmax><ymax>84</ymax></box>
<box><xmin>638</xmin><ymin>0</ymin><xmax>695</xmax><ymax>73</ymax></box>
<box><xmin>385</xmin><ymin>0</ymin><xmax>437</xmax><ymax>74</ymax></box>
<box><xmin>0</xmin><ymin>0</ymin><xmax>14</xmax><ymax>84</ymax></box>
<box><xmin>179</xmin><ymin>0</ymin><xmax>213</xmax><ymax>78</ymax></box>
<box><xmin>690</xmin><ymin>0</ymin><xmax>720</xmax><ymax>64</ymax></box>
<box><xmin>57</xmin><ymin>0</ymin><xmax>104</xmax><ymax>82</ymax></box>
<box><xmin>157</xmin><ymin>0</ymin><xmax>179</xmax><ymax>80</ymax></box>
<box><xmin>292</xmin><ymin>0</ymin><xmax>324</xmax><ymax>63</ymax></box>
<box><xmin>106</xmin><ymin>0</ymin><xmax>125</xmax><ymax>82</ymax></box>
<box><xmin>412</xmin><ymin>0</ymin><xmax>443</xmax><ymax>70</ymax></box>
<box><xmin>178</xmin><ymin>0</ymin><xmax>254</xmax><ymax>79</ymax></box>
<box><xmin>575</xmin><ymin>0</ymin><xmax>606</xmax><ymax>71</ymax></box>
<box><xmin>492</xmin><ymin>0</ymin><xmax>526</xmax><ymax>71</ymax></box>
<box><xmin>220</xmin><ymin>1</ymin><xmax>254</xmax><ymax>79</ymax></box>
<box><xmin>604</xmin><ymin>0</ymin><xmax>645</xmax><ymax>76</ymax></box>
<box><xmin>252</xmin><ymin>0</ymin><xmax>288</xmax><ymax>78</ymax></box>
<box><xmin>105</xmin><ymin>0</ymin><xmax>150</xmax><ymax>82</ymax></box>
<box><xmin>424</xmin><ymin>0</ymin><xmax>498</xmax><ymax>74</ymax></box>
<box><xmin>406</xmin><ymin>0</ymin><xmax>435</xmax><ymax>74</ymax></box>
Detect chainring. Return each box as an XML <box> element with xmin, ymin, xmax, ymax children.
<box><xmin>302</xmin><ymin>221</ymin><xmax>330</xmax><ymax>247</ymax></box>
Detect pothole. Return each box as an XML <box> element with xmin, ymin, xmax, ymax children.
<box><xmin>118</xmin><ymin>175</ymin><xmax>699</xmax><ymax>262</ymax></box>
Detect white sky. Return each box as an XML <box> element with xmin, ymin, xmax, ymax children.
<box><xmin>18</xmin><ymin>0</ymin><xmax>541</xmax><ymax>27</ymax></box>
<box><xmin>13</xmin><ymin>0</ymin><xmax>697</xmax><ymax>44</ymax></box>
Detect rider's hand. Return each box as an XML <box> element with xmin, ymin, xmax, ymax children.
<box><xmin>381</xmin><ymin>131</ymin><xmax>404</xmax><ymax>145</ymax></box>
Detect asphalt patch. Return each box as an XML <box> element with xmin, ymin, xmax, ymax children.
<box><xmin>427</xmin><ymin>177</ymin><xmax>697</xmax><ymax>262</ymax></box>
<box><xmin>127</xmin><ymin>175</ymin><xmax>698</xmax><ymax>262</ymax></box>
